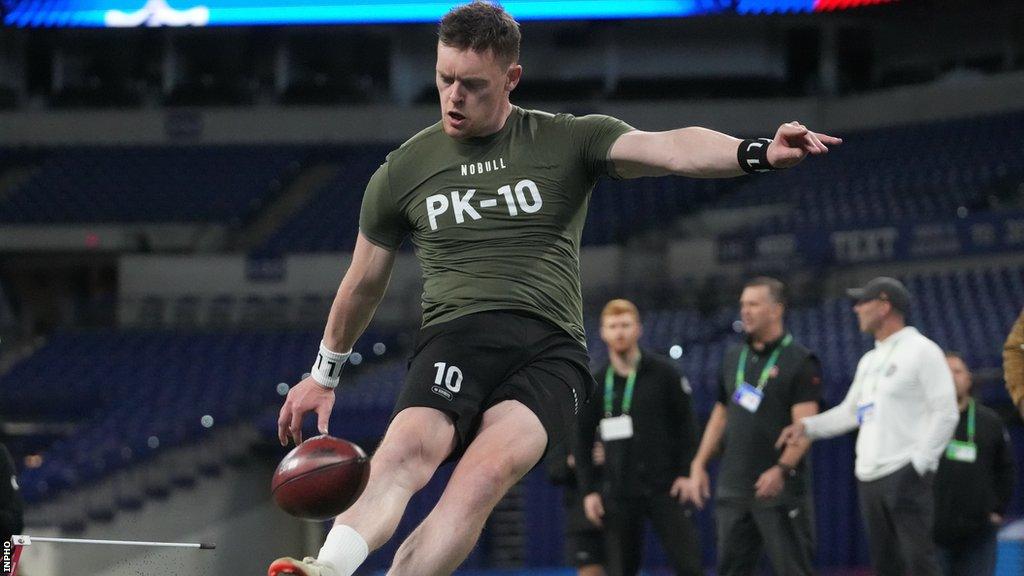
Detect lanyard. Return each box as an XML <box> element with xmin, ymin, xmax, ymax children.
<box><xmin>604</xmin><ymin>354</ymin><xmax>640</xmax><ymax>417</ymax></box>
<box><xmin>735</xmin><ymin>334</ymin><xmax>793</xmax><ymax>392</ymax></box>
<box><xmin>862</xmin><ymin>337</ymin><xmax>901</xmax><ymax>398</ymax></box>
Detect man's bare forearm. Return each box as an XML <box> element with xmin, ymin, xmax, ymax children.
<box><xmin>692</xmin><ymin>403</ymin><xmax>728</xmax><ymax>469</ymax></box>
<box><xmin>322</xmin><ymin>235</ymin><xmax>396</xmax><ymax>352</ymax></box>
<box><xmin>610</xmin><ymin>128</ymin><xmax>745</xmax><ymax>179</ymax></box>
<box><xmin>322</xmin><ymin>282</ymin><xmax>387</xmax><ymax>352</ymax></box>
<box><xmin>666</xmin><ymin>127</ymin><xmax>746</xmax><ymax>178</ymax></box>
<box><xmin>778</xmin><ymin>401</ymin><xmax>818</xmax><ymax>468</ymax></box>
<box><xmin>778</xmin><ymin>439</ymin><xmax>810</xmax><ymax>469</ymax></box>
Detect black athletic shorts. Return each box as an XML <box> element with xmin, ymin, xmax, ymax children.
<box><xmin>392</xmin><ymin>310</ymin><xmax>595</xmax><ymax>461</ymax></box>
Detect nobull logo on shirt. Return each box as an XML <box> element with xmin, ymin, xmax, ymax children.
<box><xmin>460</xmin><ymin>157</ymin><xmax>507</xmax><ymax>176</ymax></box>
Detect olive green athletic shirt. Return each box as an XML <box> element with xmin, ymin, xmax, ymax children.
<box><xmin>358</xmin><ymin>106</ymin><xmax>634</xmax><ymax>346</ymax></box>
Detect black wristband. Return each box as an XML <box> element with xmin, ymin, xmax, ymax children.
<box><xmin>738</xmin><ymin>138</ymin><xmax>775</xmax><ymax>174</ymax></box>
<box><xmin>777</xmin><ymin>461</ymin><xmax>796</xmax><ymax>477</ymax></box>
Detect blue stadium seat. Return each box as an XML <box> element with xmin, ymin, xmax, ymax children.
<box><xmin>0</xmin><ymin>145</ymin><xmax>304</xmax><ymax>225</ymax></box>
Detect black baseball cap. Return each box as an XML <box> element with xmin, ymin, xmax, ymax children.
<box><xmin>846</xmin><ymin>276</ymin><xmax>912</xmax><ymax>314</ymax></box>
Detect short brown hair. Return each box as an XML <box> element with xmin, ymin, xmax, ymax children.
<box><xmin>744</xmin><ymin>276</ymin><xmax>786</xmax><ymax>305</ymax></box>
<box><xmin>601</xmin><ymin>299</ymin><xmax>641</xmax><ymax>323</ymax></box>
<box><xmin>438</xmin><ymin>1</ymin><xmax>521</xmax><ymax>65</ymax></box>
<box><xmin>944</xmin><ymin>351</ymin><xmax>971</xmax><ymax>374</ymax></box>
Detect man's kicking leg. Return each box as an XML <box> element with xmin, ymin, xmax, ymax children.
<box><xmin>386</xmin><ymin>399</ymin><xmax>548</xmax><ymax>576</ymax></box>
<box><xmin>270</xmin><ymin>406</ymin><xmax>456</xmax><ymax>576</ymax></box>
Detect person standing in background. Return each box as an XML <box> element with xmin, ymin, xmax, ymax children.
<box><xmin>577</xmin><ymin>299</ymin><xmax>702</xmax><ymax>576</ymax></box>
<box><xmin>687</xmin><ymin>277</ymin><xmax>820</xmax><ymax>576</ymax></box>
<box><xmin>777</xmin><ymin>276</ymin><xmax>959</xmax><ymax>576</ymax></box>
<box><xmin>933</xmin><ymin>352</ymin><xmax>1015</xmax><ymax>576</ymax></box>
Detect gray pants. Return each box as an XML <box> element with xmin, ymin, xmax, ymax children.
<box><xmin>858</xmin><ymin>463</ymin><xmax>942</xmax><ymax>576</ymax></box>
<box><xmin>715</xmin><ymin>497</ymin><xmax>815</xmax><ymax>576</ymax></box>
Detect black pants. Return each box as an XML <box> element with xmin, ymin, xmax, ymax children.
<box><xmin>603</xmin><ymin>492</ymin><xmax>702</xmax><ymax>576</ymax></box>
<box><xmin>937</xmin><ymin>526</ymin><xmax>998</xmax><ymax>576</ymax></box>
<box><xmin>715</xmin><ymin>497</ymin><xmax>815</xmax><ymax>576</ymax></box>
<box><xmin>858</xmin><ymin>464</ymin><xmax>941</xmax><ymax>576</ymax></box>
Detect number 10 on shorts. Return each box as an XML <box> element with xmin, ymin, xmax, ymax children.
<box><xmin>433</xmin><ymin>362</ymin><xmax>464</xmax><ymax>393</ymax></box>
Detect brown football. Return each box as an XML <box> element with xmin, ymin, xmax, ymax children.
<box><xmin>271</xmin><ymin>435</ymin><xmax>370</xmax><ymax>520</ymax></box>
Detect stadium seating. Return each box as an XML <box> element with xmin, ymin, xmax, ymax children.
<box><xmin>3</xmin><ymin>111</ymin><xmax>1022</xmax><ymax>249</ymax></box>
<box><xmin>1</xmin><ymin>329</ymin><xmax>401</xmax><ymax>504</ymax></box>
<box><xmin>256</xmin><ymin>144</ymin><xmax>391</xmax><ymax>254</ymax></box>
<box><xmin>5</xmin><ymin>263</ymin><xmax>1021</xmax><ymax>503</ymax></box>
<box><xmin>4</xmin><ymin>110</ymin><xmax>1024</xmax><ymax>571</ymax></box>
<box><xmin>2</xmin><ymin>263</ymin><xmax>1022</xmax><ymax>569</ymax></box>
<box><xmin>723</xmin><ymin>111</ymin><xmax>1024</xmax><ymax>232</ymax></box>
<box><xmin>0</xmin><ymin>146</ymin><xmax>305</xmax><ymax>225</ymax></box>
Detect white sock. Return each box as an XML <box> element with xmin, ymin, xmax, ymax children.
<box><xmin>317</xmin><ymin>524</ymin><xmax>369</xmax><ymax>576</ymax></box>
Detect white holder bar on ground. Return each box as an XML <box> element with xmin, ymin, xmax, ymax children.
<box><xmin>11</xmin><ymin>535</ymin><xmax>215</xmax><ymax>549</ymax></box>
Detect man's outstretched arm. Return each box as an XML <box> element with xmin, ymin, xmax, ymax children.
<box><xmin>278</xmin><ymin>232</ymin><xmax>397</xmax><ymax>446</ymax></box>
<box><xmin>608</xmin><ymin>121</ymin><xmax>841</xmax><ymax>179</ymax></box>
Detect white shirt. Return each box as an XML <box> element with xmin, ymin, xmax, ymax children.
<box><xmin>802</xmin><ymin>326</ymin><xmax>959</xmax><ymax>482</ymax></box>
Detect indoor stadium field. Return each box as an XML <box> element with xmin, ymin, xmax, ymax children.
<box><xmin>1</xmin><ymin>1</ymin><xmax>1022</xmax><ymax>575</ymax></box>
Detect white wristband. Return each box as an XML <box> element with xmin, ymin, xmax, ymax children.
<box><xmin>311</xmin><ymin>341</ymin><xmax>351</xmax><ymax>389</ymax></box>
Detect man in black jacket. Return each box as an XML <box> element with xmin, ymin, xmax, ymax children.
<box><xmin>1</xmin><ymin>440</ymin><xmax>24</xmax><ymax>547</ymax></box>
<box><xmin>933</xmin><ymin>352</ymin><xmax>1015</xmax><ymax>576</ymax></box>
<box><xmin>686</xmin><ymin>277</ymin><xmax>820</xmax><ymax>576</ymax></box>
<box><xmin>576</xmin><ymin>299</ymin><xmax>701</xmax><ymax>576</ymax></box>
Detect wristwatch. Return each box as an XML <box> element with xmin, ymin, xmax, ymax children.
<box><xmin>776</xmin><ymin>461</ymin><xmax>797</xmax><ymax>478</ymax></box>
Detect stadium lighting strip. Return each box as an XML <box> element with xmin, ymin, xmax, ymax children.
<box><xmin>3</xmin><ymin>0</ymin><xmax>897</xmax><ymax>28</ymax></box>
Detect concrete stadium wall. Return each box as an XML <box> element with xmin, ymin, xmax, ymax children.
<box><xmin>118</xmin><ymin>252</ymin><xmax>424</xmax><ymax>325</ymax></box>
<box><xmin>0</xmin><ymin>224</ymin><xmax>225</xmax><ymax>252</ymax></box>
<box><xmin>118</xmin><ymin>247</ymin><xmax>651</xmax><ymax>305</ymax></box>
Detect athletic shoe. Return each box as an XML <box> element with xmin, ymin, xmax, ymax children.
<box><xmin>268</xmin><ymin>556</ymin><xmax>338</xmax><ymax>576</ymax></box>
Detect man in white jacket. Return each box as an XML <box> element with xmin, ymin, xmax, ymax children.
<box><xmin>777</xmin><ymin>276</ymin><xmax>959</xmax><ymax>576</ymax></box>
